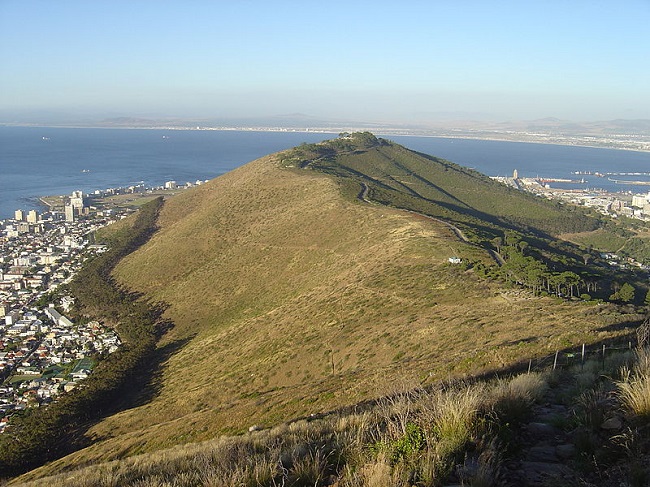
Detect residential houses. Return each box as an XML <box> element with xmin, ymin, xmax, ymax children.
<box><xmin>0</xmin><ymin>200</ymin><xmax>127</xmax><ymax>432</ymax></box>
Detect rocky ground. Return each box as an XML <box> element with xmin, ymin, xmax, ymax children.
<box><xmin>501</xmin><ymin>375</ymin><xmax>646</xmax><ymax>486</ymax></box>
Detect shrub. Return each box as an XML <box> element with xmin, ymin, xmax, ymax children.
<box><xmin>488</xmin><ymin>372</ymin><xmax>547</xmax><ymax>426</ymax></box>
<box><xmin>618</xmin><ymin>348</ymin><xmax>650</xmax><ymax>422</ymax></box>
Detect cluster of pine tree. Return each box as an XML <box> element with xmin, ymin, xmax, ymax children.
<box><xmin>473</xmin><ymin>231</ymin><xmax>647</xmax><ymax>304</ymax></box>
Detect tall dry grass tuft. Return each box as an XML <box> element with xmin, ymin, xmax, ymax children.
<box><xmin>632</xmin><ymin>347</ymin><xmax>650</xmax><ymax>377</ymax></box>
<box><xmin>287</xmin><ymin>446</ymin><xmax>333</xmax><ymax>485</ymax></box>
<box><xmin>466</xmin><ymin>437</ymin><xmax>504</xmax><ymax>487</ymax></box>
<box><xmin>618</xmin><ymin>348</ymin><xmax>650</xmax><ymax>422</ymax></box>
<box><xmin>359</xmin><ymin>453</ymin><xmax>419</xmax><ymax>487</ymax></box>
<box><xmin>428</xmin><ymin>384</ymin><xmax>484</xmax><ymax>459</ymax></box>
<box><xmin>488</xmin><ymin>372</ymin><xmax>547</xmax><ymax>425</ymax></box>
<box><xmin>575</xmin><ymin>386</ymin><xmax>610</xmax><ymax>430</ymax></box>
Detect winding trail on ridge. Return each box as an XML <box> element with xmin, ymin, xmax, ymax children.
<box><xmin>358</xmin><ymin>182</ymin><xmax>505</xmax><ymax>266</ymax></box>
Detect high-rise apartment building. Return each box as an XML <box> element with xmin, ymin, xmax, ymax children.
<box><xmin>64</xmin><ymin>204</ymin><xmax>75</xmax><ymax>222</ymax></box>
<box><xmin>26</xmin><ymin>210</ymin><xmax>38</xmax><ymax>223</ymax></box>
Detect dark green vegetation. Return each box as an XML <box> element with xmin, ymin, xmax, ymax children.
<box><xmin>0</xmin><ymin>198</ymin><xmax>164</xmax><ymax>477</ymax></box>
<box><xmin>284</xmin><ymin>133</ymin><xmax>647</xmax><ymax>303</ymax></box>
<box><xmin>285</xmin><ymin>132</ymin><xmax>599</xmax><ymax>237</ymax></box>
<box><xmin>563</xmin><ymin>219</ymin><xmax>650</xmax><ymax>266</ymax></box>
<box><xmin>7</xmin><ymin>134</ymin><xmax>650</xmax><ymax>484</ymax></box>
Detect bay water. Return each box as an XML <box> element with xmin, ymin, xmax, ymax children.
<box><xmin>1</xmin><ymin>126</ymin><xmax>649</xmax><ymax>219</ymax></box>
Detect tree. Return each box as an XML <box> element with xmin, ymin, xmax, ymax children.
<box><xmin>491</xmin><ymin>237</ymin><xmax>502</xmax><ymax>254</ymax></box>
<box><xmin>504</xmin><ymin>231</ymin><xmax>520</xmax><ymax>247</ymax></box>
<box><xmin>644</xmin><ymin>289</ymin><xmax>650</xmax><ymax>307</ymax></box>
<box><xmin>525</xmin><ymin>260</ymin><xmax>548</xmax><ymax>295</ymax></box>
<box><xmin>560</xmin><ymin>271</ymin><xmax>582</xmax><ymax>298</ymax></box>
<box><xmin>518</xmin><ymin>240</ymin><xmax>529</xmax><ymax>254</ymax></box>
<box><xmin>618</xmin><ymin>283</ymin><xmax>636</xmax><ymax>303</ymax></box>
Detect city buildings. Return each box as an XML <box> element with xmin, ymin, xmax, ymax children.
<box><xmin>493</xmin><ymin>174</ymin><xmax>650</xmax><ymax>221</ymax></box>
<box><xmin>0</xmin><ymin>194</ymin><xmax>127</xmax><ymax>431</ymax></box>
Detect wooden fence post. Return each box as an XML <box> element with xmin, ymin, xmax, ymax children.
<box><xmin>553</xmin><ymin>350</ymin><xmax>559</xmax><ymax>371</ymax></box>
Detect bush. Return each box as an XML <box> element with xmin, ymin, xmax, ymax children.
<box><xmin>618</xmin><ymin>348</ymin><xmax>650</xmax><ymax>422</ymax></box>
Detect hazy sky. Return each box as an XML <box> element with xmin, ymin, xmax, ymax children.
<box><xmin>1</xmin><ymin>0</ymin><xmax>648</xmax><ymax>124</ymax></box>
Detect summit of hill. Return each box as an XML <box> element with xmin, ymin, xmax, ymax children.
<box><xmin>8</xmin><ymin>133</ymin><xmax>646</xmax><ymax>483</ymax></box>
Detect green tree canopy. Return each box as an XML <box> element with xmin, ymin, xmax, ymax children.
<box><xmin>618</xmin><ymin>282</ymin><xmax>636</xmax><ymax>303</ymax></box>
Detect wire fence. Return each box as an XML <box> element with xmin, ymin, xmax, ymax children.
<box><xmin>522</xmin><ymin>317</ymin><xmax>650</xmax><ymax>374</ymax></box>
<box><xmin>524</xmin><ymin>338</ymin><xmax>638</xmax><ymax>373</ymax></box>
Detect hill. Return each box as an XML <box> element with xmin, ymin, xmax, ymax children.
<box><xmin>7</xmin><ymin>133</ymin><xmax>645</xmax><ymax>482</ymax></box>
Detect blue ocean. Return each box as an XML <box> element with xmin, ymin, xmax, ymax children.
<box><xmin>0</xmin><ymin>127</ymin><xmax>329</xmax><ymax>219</ymax></box>
<box><xmin>2</xmin><ymin>126</ymin><xmax>650</xmax><ymax>220</ymax></box>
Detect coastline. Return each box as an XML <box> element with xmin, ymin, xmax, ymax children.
<box><xmin>2</xmin><ymin>127</ymin><xmax>650</xmax><ymax>221</ymax></box>
<box><xmin>380</xmin><ymin>132</ymin><xmax>650</xmax><ymax>154</ymax></box>
<box><xmin>2</xmin><ymin>123</ymin><xmax>649</xmax><ymax>154</ymax></box>
<box><xmin>39</xmin><ymin>195</ymin><xmax>66</xmax><ymax>211</ymax></box>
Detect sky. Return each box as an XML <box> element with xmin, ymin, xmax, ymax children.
<box><xmin>1</xmin><ymin>0</ymin><xmax>649</xmax><ymax>124</ymax></box>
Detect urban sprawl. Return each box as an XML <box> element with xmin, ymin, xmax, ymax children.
<box><xmin>0</xmin><ymin>180</ymin><xmax>204</xmax><ymax>432</ymax></box>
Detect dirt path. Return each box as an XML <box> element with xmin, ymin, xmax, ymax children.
<box><xmin>358</xmin><ymin>182</ymin><xmax>505</xmax><ymax>266</ymax></box>
<box><xmin>501</xmin><ymin>394</ymin><xmax>577</xmax><ymax>486</ymax></box>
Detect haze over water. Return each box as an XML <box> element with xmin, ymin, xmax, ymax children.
<box><xmin>2</xmin><ymin>127</ymin><xmax>650</xmax><ymax>220</ymax></box>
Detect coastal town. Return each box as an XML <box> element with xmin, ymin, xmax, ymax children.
<box><xmin>0</xmin><ymin>181</ymin><xmax>199</xmax><ymax>432</ymax></box>
<box><xmin>493</xmin><ymin>170</ymin><xmax>650</xmax><ymax>222</ymax></box>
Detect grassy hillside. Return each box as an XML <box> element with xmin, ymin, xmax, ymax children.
<box><xmin>13</xmin><ymin>348</ymin><xmax>650</xmax><ymax>487</ymax></box>
<box><xmin>282</xmin><ymin>133</ymin><xmax>600</xmax><ymax>240</ymax></box>
<box><xmin>11</xmin><ymin>134</ymin><xmax>644</xmax><ymax>482</ymax></box>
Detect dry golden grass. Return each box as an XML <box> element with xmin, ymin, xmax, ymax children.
<box><xmin>11</xmin><ymin>373</ymin><xmax>543</xmax><ymax>487</ymax></box>
<box><xmin>12</xmin><ymin>151</ymin><xmax>636</xmax><ymax>481</ymax></box>
<box><xmin>618</xmin><ymin>348</ymin><xmax>650</xmax><ymax>421</ymax></box>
